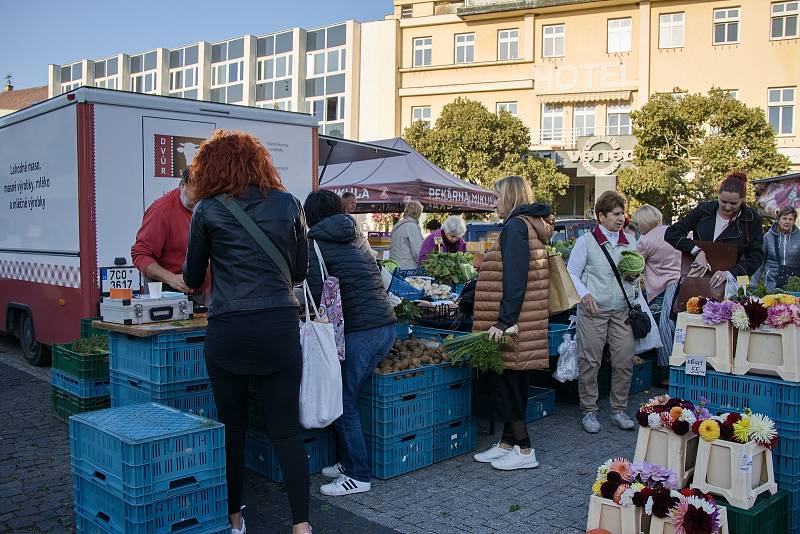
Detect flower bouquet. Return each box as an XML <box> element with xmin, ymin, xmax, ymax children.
<box><xmin>667</xmin><ymin>489</ymin><xmax>725</xmax><ymax>534</ymax></box>
<box><xmin>592</xmin><ymin>459</ymin><xmax>679</xmax><ymax>518</ymax></box>
<box><xmin>693</xmin><ymin>409</ymin><xmax>778</xmax><ymax>450</ymax></box>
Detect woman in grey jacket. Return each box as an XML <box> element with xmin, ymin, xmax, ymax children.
<box><xmin>390</xmin><ymin>201</ymin><xmax>424</xmax><ymax>270</ymax></box>
<box><xmin>752</xmin><ymin>207</ymin><xmax>800</xmax><ymax>292</ymax></box>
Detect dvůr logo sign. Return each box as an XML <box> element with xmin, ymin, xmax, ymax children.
<box><xmin>566</xmin><ymin>136</ymin><xmax>633</xmax><ymax>176</ymax></box>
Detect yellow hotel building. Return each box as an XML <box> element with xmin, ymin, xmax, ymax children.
<box><xmin>358</xmin><ymin>0</ymin><xmax>800</xmax><ymax>216</ymax></box>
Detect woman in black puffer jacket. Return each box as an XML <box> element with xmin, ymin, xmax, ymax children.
<box><xmin>303</xmin><ymin>190</ymin><xmax>396</xmax><ymax>498</ymax></box>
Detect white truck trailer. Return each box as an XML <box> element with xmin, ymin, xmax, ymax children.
<box><xmin>0</xmin><ymin>87</ymin><xmax>322</xmax><ymax>365</ymax></box>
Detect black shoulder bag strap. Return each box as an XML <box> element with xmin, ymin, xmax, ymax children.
<box><xmin>593</xmin><ymin>232</ymin><xmax>635</xmax><ymax>312</ymax></box>
<box><xmin>774</xmin><ymin>233</ymin><xmax>782</xmax><ymax>266</ymax></box>
<box><xmin>214</xmin><ymin>193</ymin><xmax>292</xmax><ymax>285</ymax></box>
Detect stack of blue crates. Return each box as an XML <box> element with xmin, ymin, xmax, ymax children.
<box><xmin>356</xmin><ymin>326</ymin><xmax>476</xmax><ymax>479</ymax></box>
<box><xmin>69</xmin><ymin>403</ymin><xmax>228</xmax><ymax>533</ymax></box>
<box><xmin>108</xmin><ymin>330</ymin><xmax>216</xmax><ymax>420</ymax></box>
<box><xmin>243</xmin><ymin>384</ymin><xmax>335</xmax><ymax>481</ymax></box>
<box><xmin>670</xmin><ymin>368</ymin><xmax>800</xmax><ymax>533</ymax></box>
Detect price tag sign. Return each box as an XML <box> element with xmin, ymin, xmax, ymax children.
<box><xmin>382</xmin><ymin>250</ymin><xmax>390</xmax><ymax>260</ymax></box>
<box><xmin>740</xmin><ymin>454</ymin><xmax>753</xmax><ymax>472</ymax></box>
<box><xmin>675</xmin><ymin>328</ymin><xmax>686</xmax><ymax>346</ymax></box>
<box><xmin>685</xmin><ymin>355</ymin><xmax>707</xmax><ymax>376</ymax></box>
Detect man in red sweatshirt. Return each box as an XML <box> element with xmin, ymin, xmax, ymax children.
<box><xmin>131</xmin><ymin>169</ymin><xmax>209</xmax><ymax>299</ymax></box>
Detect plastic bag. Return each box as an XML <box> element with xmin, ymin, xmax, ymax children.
<box><xmin>553</xmin><ymin>317</ymin><xmax>579</xmax><ymax>383</ymax></box>
<box><xmin>634</xmin><ymin>291</ymin><xmax>663</xmax><ymax>355</ymax></box>
<box><xmin>299</xmin><ymin>281</ymin><xmax>343</xmax><ymax>429</ymax></box>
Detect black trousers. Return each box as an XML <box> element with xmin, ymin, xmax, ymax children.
<box><xmin>205</xmin><ymin>310</ymin><xmax>308</xmax><ymax>524</ymax></box>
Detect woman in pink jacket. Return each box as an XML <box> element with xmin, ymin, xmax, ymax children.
<box><xmin>633</xmin><ymin>205</ymin><xmax>681</xmax><ymax>386</ymax></box>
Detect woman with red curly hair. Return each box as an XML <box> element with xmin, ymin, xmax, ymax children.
<box><xmin>183</xmin><ymin>130</ymin><xmax>311</xmax><ymax>534</ymax></box>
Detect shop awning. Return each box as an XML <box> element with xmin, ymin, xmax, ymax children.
<box><xmin>318</xmin><ymin>135</ymin><xmax>409</xmax><ymax>179</ymax></box>
<box><xmin>319</xmin><ymin>137</ymin><xmax>495</xmax><ymax>213</ymax></box>
<box><xmin>539</xmin><ymin>90</ymin><xmax>632</xmax><ymax>104</ymax></box>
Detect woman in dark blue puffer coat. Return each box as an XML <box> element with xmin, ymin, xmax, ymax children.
<box><xmin>303</xmin><ymin>190</ymin><xmax>396</xmax><ymax>498</ymax></box>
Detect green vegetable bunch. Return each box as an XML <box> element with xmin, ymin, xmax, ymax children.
<box><xmin>70</xmin><ymin>336</ymin><xmax>109</xmax><ymax>354</ymax></box>
<box><xmin>394</xmin><ymin>299</ymin><xmax>421</xmax><ymax>323</ymax></box>
<box><xmin>442</xmin><ymin>331</ymin><xmax>509</xmax><ymax>374</ymax></box>
<box><xmin>781</xmin><ymin>276</ymin><xmax>800</xmax><ymax>292</ymax></box>
<box><xmin>378</xmin><ymin>259</ymin><xmax>399</xmax><ymax>273</ymax></box>
<box><xmin>421</xmin><ymin>251</ymin><xmax>475</xmax><ymax>285</ymax></box>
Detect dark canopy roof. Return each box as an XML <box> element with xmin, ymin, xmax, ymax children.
<box><xmin>318</xmin><ymin>137</ymin><xmax>494</xmax><ymax>213</ymax></box>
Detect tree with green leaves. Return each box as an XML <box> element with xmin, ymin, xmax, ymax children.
<box><xmin>618</xmin><ymin>89</ymin><xmax>790</xmax><ymax>221</ymax></box>
<box><xmin>404</xmin><ymin>97</ymin><xmax>569</xmax><ymax>205</ymax></box>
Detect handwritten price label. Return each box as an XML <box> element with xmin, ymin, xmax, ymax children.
<box><xmin>740</xmin><ymin>454</ymin><xmax>753</xmax><ymax>472</ymax></box>
<box><xmin>685</xmin><ymin>355</ymin><xmax>707</xmax><ymax>377</ymax></box>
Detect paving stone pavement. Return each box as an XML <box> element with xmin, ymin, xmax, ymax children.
<box><xmin>0</xmin><ymin>334</ymin><xmax>663</xmax><ymax>533</ymax></box>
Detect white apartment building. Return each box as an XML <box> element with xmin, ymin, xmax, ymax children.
<box><xmin>48</xmin><ymin>21</ymin><xmax>362</xmax><ymax>139</ymax></box>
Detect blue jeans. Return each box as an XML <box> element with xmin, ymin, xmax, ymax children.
<box><xmin>334</xmin><ymin>323</ymin><xmax>395</xmax><ymax>483</ymax></box>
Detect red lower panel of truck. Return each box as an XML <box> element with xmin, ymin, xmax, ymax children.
<box><xmin>0</xmin><ymin>280</ymin><xmax>86</xmax><ymax>344</ymax></box>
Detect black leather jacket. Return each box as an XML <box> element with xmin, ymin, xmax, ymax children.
<box><xmin>183</xmin><ymin>186</ymin><xmax>308</xmax><ymax>317</ymax></box>
<box><xmin>665</xmin><ymin>201</ymin><xmax>764</xmax><ymax>277</ymax></box>
<box><xmin>307</xmin><ymin>214</ymin><xmax>396</xmax><ymax>333</ymax></box>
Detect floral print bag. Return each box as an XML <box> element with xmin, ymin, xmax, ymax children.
<box><xmin>313</xmin><ymin>240</ymin><xmax>346</xmax><ymax>361</ymax></box>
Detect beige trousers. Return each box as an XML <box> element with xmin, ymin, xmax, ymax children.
<box><xmin>576</xmin><ymin>303</ymin><xmax>635</xmax><ymax>414</ymax></box>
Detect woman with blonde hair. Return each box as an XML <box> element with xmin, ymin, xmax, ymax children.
<box><xmin>633</xmin><ymin>204</ymin><xmax>681</xmax><ymax>385</ymax></box>
<box><xmin>472</xmin><ymin>176</ymin><xmax>552</xmax><ymax>471</ymax></box>
<box><xmin>183</xmin><ymin>130</ymin><xmax>311</xmax><ymax>534</ymax></box>
<box><xmin>390</xmin><ymin>201</ymin><xmax>425</xmax><ymax>269</ymax></box>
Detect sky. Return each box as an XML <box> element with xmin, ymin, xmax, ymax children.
<box><xmin>0</xmin><ymin>0</ymin><xmax>393</xmax><ymax>88</ymax></box>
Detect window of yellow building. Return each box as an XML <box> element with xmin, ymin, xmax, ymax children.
<box><xmin>542</xmin><ymin>103</ymin><xmax>564</xmax><ymax>142</ymax></box>
<box><xmin>607</xmin><ymin>105</ymin><xmax>632</xmax><ymax>136</ymax></box>
<box><xmin>608</xmin><ymin>18</ymin><xmax>632</xmax><ymax>53</ymax></box>
<box><xmin>543</xmin><ymin>24</ymin><xmax>565</xmax><ymax>58</ymax></box>
<box><xmin>659</xmin><ymin>13</ymin><xmax>685</xmax><ymax>49</ymax></box>
<box><xmin>496</xmin><ymin>102</ymin><xmax>518</xmax><ymax>117</ymax></box>
<box><xmin>769</xmin><ymin>87</ymin><xmax>796</xmax><ymax>135</ymax></box>
<box><xmin>498</xmin><ymin>29</ymin><xmax>519</xmax><ymax>60</ymax></box>
<box><xmin>412</xmin><ymin>106</ymin><xmax>432</xmax><ymax>127</ymax></box>
<box><xmin>455</xmin><ymin>33</ymin><xmax>475</xmax><ymax>64</ymax></box>
<box><xmin>713</xmin><ymin>7</ymin><xmax>740</xmax><ymax>45</ymax></box>
<box><xmin>413</xmin><ymin>37</ymin><xmax>433</xmax><ymax>67</ymax></box>
<box><xmin>574</xmin><ymin>106</ymin><xmax>596</xmax><ymax>136</ymax></box>
<box><xmin>771</xmin><ymin>1</ymin><xmax>798</xmax><ymax>40</ymax></box>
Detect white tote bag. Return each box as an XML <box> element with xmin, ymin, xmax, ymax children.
<box><xmin>298</xmin><ymin>280</ymin><xmax>343</xmax><ymax>429</ymax></box>
<box><xmin>634</xmin><ymin>291</ymin><xmax>663</xmax><ymax>355</ymax></box>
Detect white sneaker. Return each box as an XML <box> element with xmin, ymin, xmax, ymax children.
<box><xmin>320</xmin><ymin>475</ymin><xmax>371</xmax><ymax>496</ymax></box>
<box><xmin>490</xmin><ymin>445</ymin><xmax>540</xmax><ymax>471</ymax></box>
<box><xmin>231</xmin><ymin>505</ymin><xmax>246</xmax><ymax>534</ymax></box>
<box><xmin>473</xmin><ymin>442</ymin><xmax>512</xmax><ymax>463</ymax></box>
<box><xmin>321</xmin><ymin>462</ymin><xmax>346</xmax><ymax>479</ymax></box>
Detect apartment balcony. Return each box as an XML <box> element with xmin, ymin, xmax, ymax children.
<box><xmin>459</xmin><ymin>0</ymin><xmax>591</xmax><ymax>16</ymax></box>
<box><xmin>531</xmin><ymin>127</ymin><xmax>585</xmax><ymax>149</ymax></box>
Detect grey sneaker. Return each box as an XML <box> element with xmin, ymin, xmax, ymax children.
<box><xmin>611</xmin><ymin>411</ymin><xmax>636</xmax><ymax>430</ymax></box>
<box><xmin>582</xmin><ymin>412</ymin><xmax>601</xmax><ymax>433</ymax></box>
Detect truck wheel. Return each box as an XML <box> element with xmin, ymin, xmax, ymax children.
<box><xmin>19</xmin><ymin>312</ymin><xmax>51</xmax><ymax>367</ymax></box>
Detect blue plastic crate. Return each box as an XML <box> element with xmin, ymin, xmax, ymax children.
<box><xmin>109</xmin><ymin>330</ymin><xmax>207</xmax><ymax>385</ymax></box>
<box><xmin>52</xmin><ymin>368</ymin><xmax>110</xmax><ymax>399</ymax></box>
<box><xmin>410</xmin><ymin>326</ymin><xmax>472</xmax><ymax>385</ymax></box>
<box><xmin>547</xmin><ymin>323</ymin><xmax>576</xmax><ymax>357</ymax></box>
<box><xmin>388</xmin><ymin>276</ymin><xmax>425</xmax><ymax>300</ymax></box>
<box><xmin>395</xmin><ymin>322</ymin><xmax>411</xmax><ymax>338</ymax></box>
<box><xmin>451</xmin><ymin>283</ymin><xmax>466</xmax><ymax>296</ymax></box>
<box><xmin>432</xmin><ymin>378</ymin><xmax>471</xmax><ymax>426</ymax></box>
<box><xmin>72</xmin><ymin>472</ymin><xmax>227</xmax><ymax>534</ymax></box>
<box><xmin>75</xmin><ymin>508</ymin><xmax>228</xmax><ymax>534</ymax></box>
<box><xmin>669</xmin><ymin>367</ymin><xmax>800</xmax><ymax>434</ymax></box>
<box><xmin>360</xmin><ymin>365</ymin><xmax>435</xmax><ymax>398</ymax></box>
<box><xmin>358</xmin><ymin>389</ymin><xmax>433</xmax><ymax>438</ymax></box>
<box><xmin>433</xmin><ymin>417</ymin><xmax>477</xmax><ymax>463</ymax></box>
<box><xmin>110</xmin><ymin>371</ymin><xmax>217</xmax><ymax>420</ymax></box>
<box><xmin>366</xmin><ymin>427</ymin><xmax>433</xmax><ymax>480</ymax></box>
<box><xmin>244</xmin><ymin>430</ymin><xmax>334</xmax><ymax>482</ymax></box>
<box><xmin>69</xmin><ymin>403</ymin><xmax>226</xmax><ymax>505</ymax></box>
<box><xmin>630</xmin><ymin>359</ymin><xmax>653</xmax><ymax>394</ymax></box>
<box><xmin>525</xmin><ymin>387</ymin><xmax>555</xmax><ymax>424</ymax></box>
<box><xmin>395</xmin><ymin>267</ymin><xmax>427</xmax><ymax>278</ymax></box>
